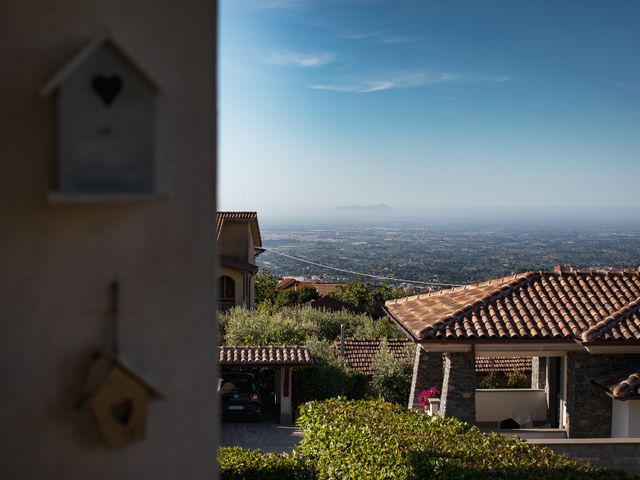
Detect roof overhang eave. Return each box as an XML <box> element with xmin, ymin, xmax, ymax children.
<box><xmin>219</xmin><ymin>256</ymin><xmax>259</xmax><ymax>275</ymax></box>
<box><xmin>418</xmin><ymin>339</ymin><xmax>582</xmax><ymax>355</ymax></box>
<box><xmin>383</xmin><ymin>306</ymin><xmax>420</xmax><ymax>343</ymax></box>
<box><xmin>580</xmin><ymin>342</ymin><xmax>640</xmax><ymax>354</ymax></box>
<box><xmin>220</xmin><ymin>362</ymin><xmax>313</xmax><ymax>368</ymax></box>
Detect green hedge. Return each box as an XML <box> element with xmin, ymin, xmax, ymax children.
<box><xmin>296</xmin><ymin>399</ymin><xmax>635</xmax><ymax>480</ymax></box>
<box><xmin>218</xmin><ymin>447</ymin><xmax>315</xmax><ymax>480</ymax></box>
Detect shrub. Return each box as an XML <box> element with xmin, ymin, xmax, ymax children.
<box><xmin>220</xmin><ymin>306</ymin><xmax>379</xmax><ymax>345</ymax></box>
<box><xmin>293</xmin><ymin>338</ymin><xmax>368</xmax><ymax>408</ymax></box>
<box><xmin>296</xmin><ymin>398</ymin><xmax>633</xmax><ymax>480</ymax></box>
<box><xmin>218</xmin><ymin>447</ymin><xmax>315</xmax><ymax>480</ymax></box>
<box><xmin>351</xmin><ymin>315</ymin><xmax>406</xmax><ymax>339</ymax></box>
<box><xmin>506</xmin><ymin>370</ymin><xmax>529</xmax><ymax>388</ymax></box>
<box><xmin>478</xmin><ymin>371</ymin><xmax>531</xmax><ymax>389</ymax></box>
<box><xmin>478</xmin><ymin>371</ymin><xmax>498</xmax><ymax>389</ymax></box>
<box><xmin>370</xmin><ymin>339</ymin><xmax>414</xmax><ymax>405</ymax></box>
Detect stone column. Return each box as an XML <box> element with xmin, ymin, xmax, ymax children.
<box><xmin>408</xmin><ymin>345</ymin><xmax>444</xmax><ymax>410</ymax></box>
<box><xmin>531</xmin><ymin>356</ymin><xmax>547</xmax><ymax>389</ymax></box>
<box><xmin>440</xmin><ymin>351</ymin><xmax>476</xmax><ymax>424</ymax></box>
<box><xmin>279</xmin><ymin>366</ymin><xmax>293</xmax><ymax>425</ymax></box>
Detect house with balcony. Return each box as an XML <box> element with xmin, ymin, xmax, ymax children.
<box><xmin>385</xmin><ymin>267</ymin><xmax>640</xmax><ymax>438</ymax></box>
<box><xmin>216</xmin><ymin>211</ymin><xmax>263</xmax><ymax>309</ymax></box>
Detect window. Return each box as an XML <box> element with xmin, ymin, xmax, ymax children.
<box><xmin>219</xmin><ymin>276</ymin><xmax>235</xmax><ymax>310</ymax></box>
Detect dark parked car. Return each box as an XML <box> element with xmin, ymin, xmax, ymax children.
<box><xmin>218</xmin><ymin>372</ymin><xmax>261</xmax><ymax>420</ymax></box>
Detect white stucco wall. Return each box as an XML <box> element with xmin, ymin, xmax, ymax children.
<box><xmin>629</xmin><ymin>401</ymin><xmax>640</xmax><ymax>437</ymax></box>
<box><xmin>612</xmin><ymin>400</ymin><xmax>640</xmax><ymax>438</ymax></box>
<box><xmin>476</xmin><ymin>389</ymin><xmax>548</xmax><ymax>423</ymax></box>
<box><xmin>612</xmin><ymin>400</ymin><xmax>629</xmax><ymax>437</ymax></box>
<box><xmin>0</xmin><ymin>1</ymin><xmax>217</xmax><ymax>478</ymax></box>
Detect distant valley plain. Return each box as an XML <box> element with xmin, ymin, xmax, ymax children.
<box><xmin>257</xmin><ymin>218</ymin><xmax>640</xmax><ymax>290</ymax></box>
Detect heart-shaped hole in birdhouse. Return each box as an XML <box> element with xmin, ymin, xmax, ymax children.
<box><xmin>110</xmin><ymin>399</ymin><xmax>134</xmax><ymax>426</ymax></box>
<box><xmin>92</xmin><ymin>75</ymin><xmax>123</xmax><ymax>106</ymax></box>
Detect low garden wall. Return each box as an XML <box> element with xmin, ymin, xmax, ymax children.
<box><xmin>529</xmin><ymin>438</ymin><xmax>640</xmax><ymax>476</ymax></box>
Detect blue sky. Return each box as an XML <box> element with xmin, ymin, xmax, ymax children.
<box><xmin>219</xmin><ymin>0</ymin><xmax>640</xmax><ymax>218</ymax></box>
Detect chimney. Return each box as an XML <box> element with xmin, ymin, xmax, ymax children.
<box><xmin>340</xmin><ymin>324</ymin><xmax>345</xmax><ymax>357</ymax></box>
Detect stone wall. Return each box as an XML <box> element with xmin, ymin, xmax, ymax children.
<box><xmin>531</xmin><ymin>356</ymin><xmax>546</xmax><ymax>389</ymax></box>
<box><xmin>440</xmin><ymin>352</ymin><xmax>476</xmax><ymax>423</ymax></box>
<box><xmin>530</xmin><ymin>438</ymin><xmax>640</xmax><ymax>476</ymax></box>
<box><xmin>408</xmin><ymin>346</ymin><xmax>444</xmax><ymax>410</ymax></box>
<box><xmin>566</xmin><ymin>352</ymin><xmax>640</xmax><ymax>438</ymax></box>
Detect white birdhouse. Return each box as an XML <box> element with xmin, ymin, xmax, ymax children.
<box><xmin>41</xmin><ymin>36</ymin><xmax>158</xmax><ymax>196</ymax></box>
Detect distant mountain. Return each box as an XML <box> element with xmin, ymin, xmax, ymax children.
<box><xmin>335</xmin><ymin>204</ymin><xmax>394</xmax><ymax>216</ymax></box>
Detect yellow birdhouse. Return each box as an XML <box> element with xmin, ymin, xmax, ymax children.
<box><xmin>79</xmin><ymin>354</ymin><xmax>161</xmax><ymax>449</ymax></box>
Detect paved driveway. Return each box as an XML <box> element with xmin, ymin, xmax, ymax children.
<box><xmin>220</xmin><ymin>421</ymin><xmax>304</xmax><ymax>453</ymax></box>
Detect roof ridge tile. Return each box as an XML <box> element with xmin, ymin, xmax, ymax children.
<box><xmin>581</xmin><ymin>297</ymin><xmax>640</xmax><ymax>343</ymax></box>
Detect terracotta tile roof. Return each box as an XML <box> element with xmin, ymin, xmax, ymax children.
<box><xmin>335</xmin><ymin>338</ymin><xmax>531</xmax><ymax>375</ymax></box>
<box><xmin>610</xmin><ymin>370</ymin><xmax>640</xmax><ymax>398</ymax></box>
<box><xmin>313</xmin><ymin>283</ymin><xmax>342</xmax><ymax>296</ymax></box>
<box><xmin>385</xmin><ymin>270</ymin><xmax>640</xmax><ymax>344</ymax></box>
<box><xmin>335</xmin><ymin>338</ymin><xmax>412</xmax><ymax>375</ymax></box>
<box><xmin>475</xmin><ymin>356</ymin><xmax>531</xmax><ymax>374</ymax></box>
<box><xmin>216</xmin><ymin>211</ymin><xmax>259</xmax><ymax>242</ymax></box>
<box><xmin>276</xmin><ymin>278</ymin><xmax>299</xmax><ymax>290</ymax></box>
<box><xmin>219</xmin><ymin>346</ymin><xmax>312</xmax><ymax>366</ymax></box>
<box><xmin>277</xmin><ymin>278</ymin><xmax>342</xmax><ymax>296</ymax></box>
<box><xmin>595</xmin><ymin>369</ymin><xmax>640</xmax><ymax>399</ymax></box>
<box><xmin>580</xmin><ymin>298</ymin><xmax>640</xmax><ymax>343</ymax></box>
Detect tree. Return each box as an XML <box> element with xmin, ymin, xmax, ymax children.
<box><xmin>274</xmin><ymin>285</ymin><xmax>319</xmax><ymax>310</ymax></box>
<box><xmin>370</xmin><ymin>339</ymin><xmax>414</xmax><ymax>405</ymax></box>
<box><xmin>254</xmin><ymin>269</ymin><xmax>278</xmax><ymax>306</ymax></box>
<box><xmin>329</xmin><ymin>278</ymin><xmax>406</xmax><ymax>317</ymax></box>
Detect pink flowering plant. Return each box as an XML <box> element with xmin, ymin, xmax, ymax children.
<box><xmin>418</xmin><ymin>386</ymin><xmax>440</xmax><ymax>412</ymax></box>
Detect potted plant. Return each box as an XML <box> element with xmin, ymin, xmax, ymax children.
<box><xmin>418</xmin><ymin>387</ymin><xmax>440</xmax><ymax>416</ymax></box>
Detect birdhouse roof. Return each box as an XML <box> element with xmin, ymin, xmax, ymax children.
<box><xmin>79</xmin><ymin>353</ymin><xmax>163</xmax><ymax>409</ymax></box>
<box><xmin>41</xmin><ymin>34</ymin><xmax>160</xmax><ymax>96</ymax></box>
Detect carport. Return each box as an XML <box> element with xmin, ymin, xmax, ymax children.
<box><xmin>219</xmin><ymin>345</ymin><xmax>313</xmax><ymax>425</ymax></box>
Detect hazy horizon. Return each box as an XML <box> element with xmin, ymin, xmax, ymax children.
<box><xmin>220</xmin><ymin>1</ymin><xmax>640</xmax><ymax>217</ymax></box>
<box><xmin>256</xmin><ymin>204</ymin><xmax>640</xmax><ymax>227</ymax></box>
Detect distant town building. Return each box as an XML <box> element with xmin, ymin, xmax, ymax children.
<box><xmin>277</xmin><ymin>277</ymin><xmax>342</xmax><ymax>296</ymax></box>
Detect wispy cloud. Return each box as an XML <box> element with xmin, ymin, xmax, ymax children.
<box><xmin>338</xmin><ymin>31</ymin><xmax>415</xmax><ymax>44</ymax></box>
<box><xmin>613</xmin><ymin>80</ymin><xmax>640</xmax><ymax>96</ymax></box>
<box><xmin>310</xmin><ymin>81</ymin><xmax>396</xmax><ymax>93</ymax></box>
<box><xmin>254</xmin><ymin>0</ymin><xmax>308</xmax><ymax>9</ymax></box>
<box><xmin>583</xmin><ymin>111</ymin><xmax>640</xmax><ymax>125</ymax></box>
<box><xmin>265</xmin><ymin>51</ymin><xmax>336</xmax><ymax>67</ymax></box>
<box><xmin>338</xmin><ymin>31</ymin><xmax>385</xmax><ymax>40</ymax></box>
<box><xmin>309</xmin><ymin>70</ymin><xmax>509</xmax><ymax>93</ymax></box>
<box><xmin>381</xmin><ymin>35</ymin><xmax>414</xmax><ymax>44</ymax></box>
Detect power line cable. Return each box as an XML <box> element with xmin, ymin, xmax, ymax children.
<box><xmin>261</xmin><ymin>247</ymin><xmax>461</xmax><ymax>287</ymax></box>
